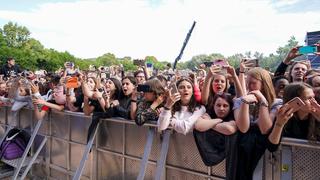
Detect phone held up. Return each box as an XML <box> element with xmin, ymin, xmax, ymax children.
<box><xmin>137</xmin><ymin>84</ymin><xmax>151</xmax><ymax>93</ymax></box>
<box><xmin>168</xmin><ymin>82</ymin><xmax>178</xmax><ymax>95</ymax></box>
<box><xmin>285</xmin><ymin>97</ymin><xmax>306</xmax><ymax>113</ymax></box>
<box><xmin>133</xmin><ymin>59</ymin><xmax>146</xmax><ymax>66</ymax></box>
<box><xmin>298</xmin><ymin>45</ymin><xmax>320</xmax><ymax>55</ymax></box>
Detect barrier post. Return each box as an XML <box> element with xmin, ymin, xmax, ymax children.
<box><xmin>154</xmin><ymin>129</ymin><xmax>171</xmax><ymax>180</ymax></box>
<box><xmin>136</xmin><ymin>127</ymin><xmax>155</xmax><ymax>180</ymax></box>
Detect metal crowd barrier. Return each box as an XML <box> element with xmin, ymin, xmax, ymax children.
<box><xmin>0</xmin><ymin>106</ymin><xmax>319</xmax><ymax>180</ymax></box>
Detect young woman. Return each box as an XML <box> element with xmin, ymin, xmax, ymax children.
<box><xmin>103</xmin><ymin>77</ymin><xmax>122</xmax><ymax>109</ymax></box>
<box><xmin>194</xmin><ymin>93</ymin><xmax>237</xmax><ymax>179</ymax></box>
<box><xmin>282</xmin><ymin>82</ymin><xmax>320</xmax><ymax>141</ymax></box>
<box><xmin>195</xmin><ymin>93</ymin><xmax>237</xmax><ymax>134</ymax></box>
<box><xmin>82</xmin><ymin>76</ymin><xmax>105</xmax><ymax>115</ymax></box>
<box><xmin>201</xmin><ymin>62</ymin><xmax>243</xmax><ymax>106</ymax></box>
<box><xmin>135</xmin><ymin>78</ymin><xmax>165</xmax><ymax>126</ymax></box>
<box><xmin>112</xmin><ymin>76</ymin><xmax>136</xmax><ymax>119</ymax></box>
<box><xmin>158</xmin><ymin>78</ymin><xmax>206</xmax><ymax>135</ymax></box>
<box><xmin>233</xmin><ymin>67</ymin><xmax>282</xmax><ymax>179</ymax></box>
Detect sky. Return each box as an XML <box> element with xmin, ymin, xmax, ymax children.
<box><xmin>0</xmin><ymin>0</ymin><xmax>319</xmax><ymax>62</ymax></box>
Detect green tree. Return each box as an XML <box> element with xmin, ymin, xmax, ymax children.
<box><xmin>96</xmin><ymin>53</ymin><xmax>118</xmax><ymax>66</ymax></box>
<box><xmin>2</xmin><ymin>22</ymin><xmax>30</xmax><ymax>47</ymax></box>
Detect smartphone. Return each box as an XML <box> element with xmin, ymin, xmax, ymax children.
<box><xmin>286</xmin><ymin>97</ymin><xmax>306</xmax><ymax>113</ymax></box>
<box><xmin>66</xmin><ymin>77</ymin><xmax>78</xmax><ymax>88</ymax></box>
<box><xmin>137</xmin><ymin>84</ymin><xmax>151</xmax><ymax>92</ymax></box>
<box><xmin>243</xmin><ymin>59</ymin><xmax>259</xmax><ymax>68</ymax></box>
<box><xmin>298</xmin><ymin>45</ymin><xmax>319</xmax><ymax>55</ymax></box>
<box><xmin>203</xmin><ymin>61</ymin><xmax>213</xmax><ymax>67</ymax></box>
<box><xmin>133</xmin><ymin>59</ymin><xmax>145</xmax><ymax>66</ymax></box>
<box><xmin>169</xmin><ymin>82</ymin><xmax>178</xmax><ymax>95</ymax></box>
<box><xmin>214</xmin><ymin>59</ymin><xmax>228</xmax><ymax>67</ymax></box>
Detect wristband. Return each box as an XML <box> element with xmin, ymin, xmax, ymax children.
<box><xmin>241</xmin><ymin>97</ymin><xmax>251</xmax><ymax>105</ymax></box>
<box><xmin>259</xmin><ymin>101</ymin><xmax>269</xmax><ymax>107</ymax></box>
<box><xmin>239</xmin><ymin>71</ymin><xmax>245</xmax><ymax>73</ymax></box>
<box><xmin>131</xmin><ymin>99</ymin><xmax>137</xmax><ymax>103</ymax></box>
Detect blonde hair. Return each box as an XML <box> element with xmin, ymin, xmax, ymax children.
<box><xmin>247</xmin><ymin>67</ymin><xmax>276</xmax><ymax>107</ymax></box>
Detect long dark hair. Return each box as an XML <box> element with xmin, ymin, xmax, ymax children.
<box><xmin>109</xmin><ymin>77</ymin><xmax>122</xmax><ymax>100</ymax></box>
<box><xmin>207</xmin><ymin>93</ymin><xmax>234</xmax><ymax>121</ymax></box>
<box><xmin>283</xmin><ymin>82</ymin><xmax>312</xmax><ymax>104</ymax></box>
<box><xmin>172</xmin><ymin>78</ymin><xmax>201</xmax><ymax>115</ymax></box>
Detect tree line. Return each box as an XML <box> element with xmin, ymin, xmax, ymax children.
<box><xmin>0</xmin><ymin>21</ymin><xmax>300</xmax><ymax>72</ymax></box>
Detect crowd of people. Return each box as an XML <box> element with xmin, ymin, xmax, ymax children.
<box><xmin>0</xmin><ymin>46</ymin><xmax>320</xmax><ymax>179</ymax></box>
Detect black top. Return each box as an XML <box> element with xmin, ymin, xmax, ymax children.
<box><xmin>73</xmin><ymin>94</ymin><xmax>84</xmax><ymax>112</ymax></box>
<box><xmin>283</xmin><ymin>114</ymin><xmax>311</xmax><ymax>140</ymax></box>
<box><xmin>102</xmin><ymin>95</ymin><xmax>132</xmax><ymax>119</ymax></box>
<box><xmin>89</xmin><ymin>99</ymin><xmax>104</xmax><ymax>113</ymax></box>
<box><xmin>235</xmin><ymin>126</ymin><xmax>279</xmax><ymax>180</ymax></box>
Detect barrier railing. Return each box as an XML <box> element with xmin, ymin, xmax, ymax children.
<box><xmin>0</xmin><ymin>106</ymin><xmax>319</xmax><ymax>180</ymax></box>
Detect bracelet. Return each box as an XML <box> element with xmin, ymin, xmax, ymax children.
<box><xmin>239</xmin><ymin>71</ymin><xmax>245</xmax><ymax>73</ymax></box>
<box><xmin>163</xmin><ymin>106</ymin><xmax>170</xmax><ymax>110</ymax></box>
<box><xmin>240</xmin><ymin>97</ymin><xmax>251</xmax><ymax>105</ymax></box>
<box><xmin>259</xmin><ymin>101</ymin><xmax>269</xmax><ymax>107</ymax></box>
<box><xmin>131</xmin><ymin>99</ymin><xmax>137</xmax><ymax>103</ymax></box>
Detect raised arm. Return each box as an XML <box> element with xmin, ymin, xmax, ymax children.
<box><xmin>201</xmin><ymin>65</ymin><xmax>220</xmax><ymax>105</ymax></box>
<box><xmin>234</xmin><ymin>94</ymin><xmax>257</xmax><ymax>133</ymax></box>
<box><xmin>227</xmin><ymin>66</ymin><xmax>244</xmax><ymax>97</ymax></box>
<box><xmin>268</xmin><ymin>104</ymin><xmax>293</xmax><ymax>146</ymax></box>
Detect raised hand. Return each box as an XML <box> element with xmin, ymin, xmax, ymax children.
<box><xmin>275</xmin><ymin>103</ymin><xmax>294</xmax><ymax>127</ymax></box>
<box><xmin>165</xmin><ymin>90</ymin><xmax>181</xmax><ymax>109</ymax></box>
<box><xmin>283</xmin><ymin>47</ymin><xmax>302</xmax><ymax>65</ymax></box>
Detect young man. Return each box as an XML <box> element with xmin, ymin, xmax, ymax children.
<box><xmin>0</xmin><ymin>57</ymin><xmax>22</xmax><ymax>78</ymax></box>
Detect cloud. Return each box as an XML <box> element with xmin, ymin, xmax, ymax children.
<box><xmin>0</xmin><ymin>0</ymin><xmax>319</xmax><ymax>62</ymax></box>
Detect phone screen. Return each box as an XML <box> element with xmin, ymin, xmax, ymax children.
<box><xmin>298</xmin><ymin>45</ymin><xmax>318</xmax><ymax>54</ymax></box>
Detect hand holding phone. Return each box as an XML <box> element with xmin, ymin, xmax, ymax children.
<box><xmin>169</xmin><ymin>82</ymin><xmax>178</xmax><ymax>95</ymax></box>
<box><xmin>286</xmin><ymin>97</ymin><xmax>306</xmax><ymax>113</ymax></box>
<box><xmin>242</xmin><ymin>59</ymin><xmax>259</xmax><ymax>67</ymax></box>
<box><xmin>66</xmin><ymin>77</ymin><xmax>78</xmax><ymax>88</ymax></box>
<box><xmin>214</xmin><ymin>59</ymin><xmax>229</xmax><ymax>67</ymax></box>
